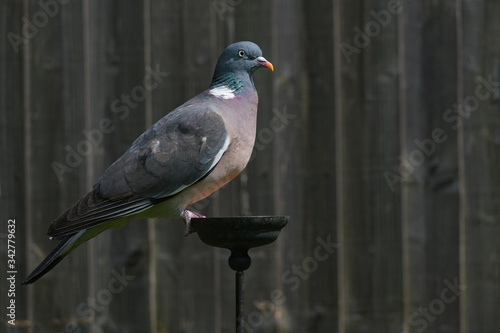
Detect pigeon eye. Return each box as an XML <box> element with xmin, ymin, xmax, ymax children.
<box><xmin>238</xmin><ymin>50</ymin><xmax>245</xmax><ymax>57</ymax></box>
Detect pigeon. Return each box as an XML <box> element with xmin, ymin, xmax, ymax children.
<box><xmin>23</xmin><ymin>41</ymin><xmax>273</xmax><ymax>284</ymax></box>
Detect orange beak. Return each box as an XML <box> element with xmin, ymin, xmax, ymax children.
<box><xmin>256</xmin><ymin>56</ymin><xmax>274</xmax><ymax>71</ymax></box>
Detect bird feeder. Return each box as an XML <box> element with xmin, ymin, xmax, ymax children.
<box><xmin>191</xmin><ymin>216</ymin><xmax>289</xmax><ymax>333</ymax></box>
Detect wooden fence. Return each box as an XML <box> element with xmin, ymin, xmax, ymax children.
<box><xmin>1</xmin><ymin>0</ymin><xmax>500</xmax><ymax>332</ymax></box>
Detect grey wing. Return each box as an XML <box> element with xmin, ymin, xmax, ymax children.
<box><xmin>47</xmin><ymin>108</ymin><xmax>229</xmax><ymax>237</ymax></box>
<box><xmin>97</xmin><ymin>107</ymin><xmax>229</xmax><ymax>200</ymax></box>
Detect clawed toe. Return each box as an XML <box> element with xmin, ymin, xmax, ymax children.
<box><xmin>182</xmin><ymin>210</ymin><xmax>205</xmax><ymax>236</ymax></box>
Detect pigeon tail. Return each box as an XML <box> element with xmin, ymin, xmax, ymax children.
<box><xmin>22</xmin><ymin>230</ymin><xmax>85</xmax><ymax>285</ymax></box>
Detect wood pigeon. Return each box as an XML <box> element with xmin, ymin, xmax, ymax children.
<box><xmin>23</xmin><ymin>41</ymin><xmax>273</xmax><ymax>284</ymax></box>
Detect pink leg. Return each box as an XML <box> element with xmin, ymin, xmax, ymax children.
<box><xmin>182</xmin><ymin>209</ymin><xmax>205</xmax><ymax>235</ymax></box>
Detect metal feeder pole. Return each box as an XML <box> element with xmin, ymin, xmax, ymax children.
<box><xmin>236</xmin><ymin>271</ymin><xmax>245</xmax><ymax>332</ymax></box>
<box><xmin>228</xmin><ymin>250</ymin><xmax>252</xmax><ymax>332</ymax></box>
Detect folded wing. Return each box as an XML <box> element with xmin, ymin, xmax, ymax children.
<box><xmin>48</xmin><ymin>106</ymin><xmax>229</xmax><ymax>237</ymax></box>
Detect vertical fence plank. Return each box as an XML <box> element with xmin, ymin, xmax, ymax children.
<box><xmin>78</xmin><ymin>1</ymin><xmax>118</xmax><ymax>331</ymax></box>
<box><xmin>1</xmin><ymin>1</ymin><xmax>29</xmax><ymax>332</ymax></box>
<box><xmin>400</xmin><ymin>2</ymin><xmax>461</xmax><ymax>333</ymax></box>
<box><xmin>58</xmin><ymin>2</ymin><xmax>93</xmax><ymax>332</ymax></box>
<box><xmin>459</xmin><ymin>1</ymin><xmax>500</xmax><ymax>332</ymax></box>
<box><xmin>418</xmin><ymin>3</ymin><xmax>461</xmax><ymax>333</ymax></box>
<box><xmin>302</xmin><ymin>1</ymin><xmax>339</xmax><ymax>332</ymax></box>
<box><xmin>398</xmin><ymin>2</ymin><xmax>428</xmax><ymax>333</ymax></box>
<box><xmin>26</xmin><ymin>1</ymin><xmax>90</xmax><ymax>332</ymax></box>
<box><xmin>338</xmin><ymin>1</ymin><xmax>403</xmax><ymax>332</ymax></box>
<box><xmin>270</xmin><ymin>0</ymin><xmax>307</xmax><ymax>330</ymax></box>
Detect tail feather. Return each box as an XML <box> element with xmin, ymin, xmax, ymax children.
<box><xmin>22</xmin><ymin>230</ymin><xmax>86</xmax><ymax>285</ymax></box>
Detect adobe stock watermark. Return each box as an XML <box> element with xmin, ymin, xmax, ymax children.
<box><xmin>340</xmin><ymin>0</ymin><xmax>403</xmax><ymax>64</ymax></box>
<box><xmin>8</xmin><ymin>0</ymin><xmax>72</xmax><ymax>54</ymax></box>
<box><xmin>384</xmin><ymin>73</ymin><xmax>500</xmax><ymax>192</ymax></box>
<box><xmin>243</xmin><ymin>235</ymin><xmax>339</xmax><ymax>332</ymax></box>
<box><xmin>408</xmin><ymin>277</ymin><xmax>466</xmax><ymax>333</ymax></box>
<box><xmin>57</xmin><ymin>267</ymin><xmax>135</xmax><ymax>333</ymax></box>
<box><xmin>212</xmin><ymin>0</ymin><xmax>245</xmax><ymax>21</ymax></box>
<box><xmin>51</xmin><ymin>64</ymin><xmax>169</xmax><ymax>182</ymax></box>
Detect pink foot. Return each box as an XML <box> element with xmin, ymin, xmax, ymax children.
<box><xmin>182</xmin><ymin>209</ymin><xmax>205</xmax><ymax>236</ymax></box>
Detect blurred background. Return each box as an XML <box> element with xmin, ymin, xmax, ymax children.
<box><xmin>1</xmin><ymin>0</ymin><xmax>500</xmax><ymax>332</ymax></box>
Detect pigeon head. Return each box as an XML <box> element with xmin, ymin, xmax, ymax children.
<box><xmin>210</xmin><ymin>41</ymin><xmax>273</xmax><ymax>93</ymax></box>
<box><xmin>214</xmin><ymin>41</ymin><xmax>274</xmax><ymax>74</ymax></box>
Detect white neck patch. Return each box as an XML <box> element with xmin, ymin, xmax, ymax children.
<box><xmin>209</xmin><ymin>86</ymin><xmax>236</xmax><ymax>99</ymax></box>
